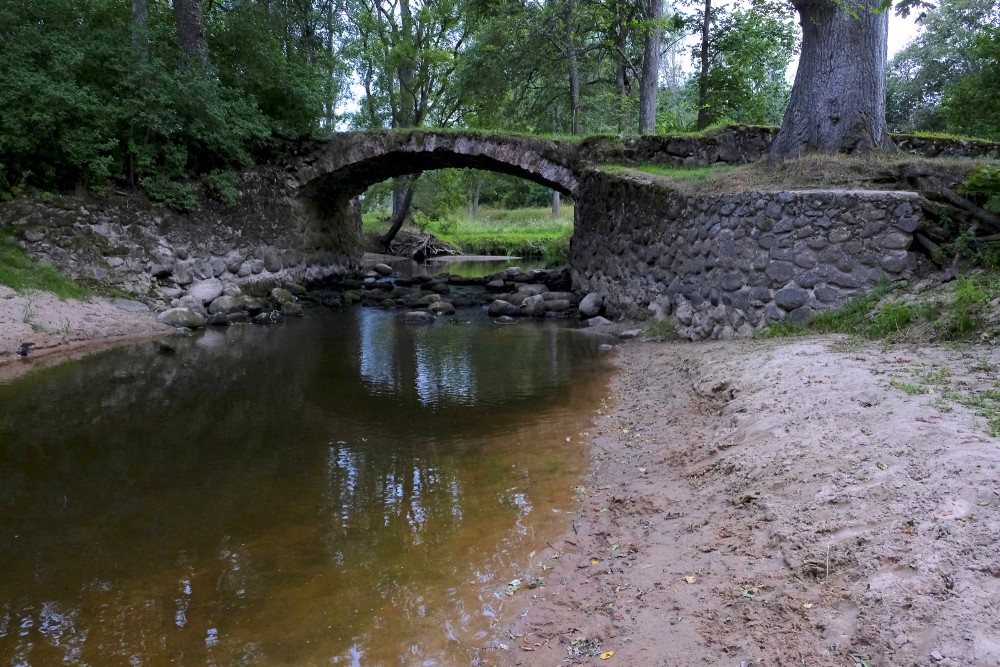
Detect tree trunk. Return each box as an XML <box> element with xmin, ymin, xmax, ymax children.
<box><xmin>614</xmin><ymin>47</ymin><xmax>629</xmax><ymax>134</ymax></box>
<box><xmin>173</xmin><ymin>0</ymin><xmax>211</xmax><ymax>69</ymax></box>
<box><xmin>639</xmin><ymin>0</ymin><xmax>663</xmax><ymax>134</ymax></box>
<box><xmin>381</xmin><ymin>174</ymin><xmax>419</xmax><ymax>250</ymax></box>
<box><xmin>131</xmin><ymin>0</ymin><xmax>149</xmax><ymax>68</ymax></box>
<box><xmin>396</xmin><ymin>0</ymin><xmax>418</xmax><ymax>128</ymax></box>
<box><xmin>470</xmin><ymin>177</ymin><xmax>481</xmax><ymax>218</ymax></box>
<box><xmin>563</xmin><ymin>0</ymin><xmax>581</xmax><ymax>136</ymax></box>
<box><xmin>769</xmin><ymin>0</ymin><xmax>895</xmax><ymax>159</ymax></box>
<box><xmin>552</xmin><ymin>191</ymin><xmax>561</xmax><ymax>219</ymax></box>
<box><xmin>696</xmin><ymin>0</ymin><xmax>712</xmax><ymax>131</ymax></box>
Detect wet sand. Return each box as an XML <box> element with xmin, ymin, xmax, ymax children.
<box><xmin>491</xmin><ymin>336</ymin><xmax>1000</xmax><ymax>667</ymax></box>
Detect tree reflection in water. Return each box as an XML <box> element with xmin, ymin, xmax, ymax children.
<box><xmin>0</xmin><ymin>308</ymin><xmax>611</xmax><ymax>666</ymax></box>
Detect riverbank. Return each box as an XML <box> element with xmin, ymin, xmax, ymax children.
<box><xmin>491</xmin><ymin>336</ymin><xmax>1000</xmax><ymax>667</ymax></box>
<box><xmin>0</xmin><ymin>286</ymin><xmax>170</xmax><ymax>379</ymax></box>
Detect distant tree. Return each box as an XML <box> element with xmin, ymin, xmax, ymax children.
<box><xmin>886</xmin><ymin>0</ymin><xmax>1000</xmax><ymax>136</ymax></box>
<box><xmin>940</xmin><ymin>24</ymin><xmax>1000</xmax><ymax>140</ymax></box>
<box><xmin>693</xmin><ymin>0</ymin><xmax>797</xmax><ymax>129</ymax></box>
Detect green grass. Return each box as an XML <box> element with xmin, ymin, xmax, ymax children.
<box><xmin>758</xmin><ymin>274</ymin><xmax>1000</xmax><ymax>343</ymax></box>
<box><xmin>366</xmin><ymin>206</ymin><xmax>574</xmax><ymax>265</ymax></box>
<box><xmin>906</xmin><ymin>130</ymin><xmax>999</xmax><ymax>144</ymax></box>
<box><xmin>0</xmin><ymin>231</ymin><xmax>91</xmax><ymax>300</ymax></box>
<box><xmin>631</xmin><ymin>163</ymin><xmax>742</xmax><ymax>183</ymax></box>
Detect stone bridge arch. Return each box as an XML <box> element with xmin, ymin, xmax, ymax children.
<box><xmin>288</xmin><ymin>131</ymin><xmax>581</xmax><ymax>273</ymax></box>
<box><xmin>294</xmin><ymin>131</ymin><xmax>581</xmax><ymax>201</ymax></box>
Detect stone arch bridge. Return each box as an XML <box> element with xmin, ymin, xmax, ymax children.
<box><xmin>293</xmin><ymin>131</ymin><xmax>584</xmax><ymax>201</ymax></box>
<box><xmin>282</xmin><ymin>129</ymin><xmax>927</xmax><ymax>339</ymax></box>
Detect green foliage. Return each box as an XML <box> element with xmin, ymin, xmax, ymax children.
<box><xmin>0</xmin><ymin>232</ymin><xmax>90</xmax><ymax>300</ymax></box>
<box><xmin>960</xmin><ymin>165</ymin><xmax>1000</xmax><ymax>214</ymax></box>
<box><xmin>202</xmin><ymin>170</ymin><xmax>241</xmax><ymax>208</ymax></box>
<box><xmin>887</xmin><ymin>0</ymin><xmax>1000</xmax><ymax>139</ymax></box>
<box><xmin>691</xmin><ymin>0</ymin><xmax>797</xmax><ymax>128</ymax></box>
<box><xmin>0</xmin><ymin>0</ymin><xmax>341</xmax><ymax>207</ymax></box>
<box><xmin>139</xmin><ymin>175</ymin><xmax>198</xmax><ymax>213</ymax></box>
<box><xmin>939</xmin><ymin>25</ymin><xmax>1000</xmax><ymax>141</ymax></box>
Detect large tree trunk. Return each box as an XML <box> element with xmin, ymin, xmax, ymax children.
<box><xmin>638</xmin><ymin>0</ymin><xmax>663</xmax><ymax>133</ymax></box>
<box><xmin>696</xmin><ymin>0</ymin><xmax>711</xmax><ymax>131</ymax></box>
<box><xmin>173</xmin><ymin>0</ymin><xmax>211</xmax><ymax>69</ymax></box>
<box><xmin>769</xmin><ymin>0</ymin><xmax>895</xmax><ymax>159</ymax></box>
<box><xmin>131</xmin><ymin>0</ymin><xmax>149</xmax><ymax>68</ymax></box>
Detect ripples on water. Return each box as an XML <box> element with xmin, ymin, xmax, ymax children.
<box><xmin>0</xmin><ymin>307</ymin><xmax>612</xmax><ymax>666</ymax></box>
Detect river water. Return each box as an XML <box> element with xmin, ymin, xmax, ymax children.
<box><xmin>0</xmin><ymin>305</ymin><xmax>613</xmax><ymax>666</ymax></box>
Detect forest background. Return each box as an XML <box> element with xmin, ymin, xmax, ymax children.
<box><xmin>0</xmin><ymin>0</ymin><xmax>997</xmax><ymax>258</ymax></box>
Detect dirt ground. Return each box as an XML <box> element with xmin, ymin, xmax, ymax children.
<box><xmin>489</xmin><ymin>336</ymin><xmax>1000</xmax><ymax>667</ymax></box>
<box><xmin>0</xmin><ymin>286</ymin><xmax>169</xmax><ymax>381</ymax></box>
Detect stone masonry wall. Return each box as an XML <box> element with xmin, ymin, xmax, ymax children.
<box><xmin>572</xmin><ymin>170</ymin><xmax>925</xmax><ymax>339</ymax></box>
<box><xmin>0</xmin><ymin>167</ymin><xmax>361</xmax><ymax>308</ymax></box>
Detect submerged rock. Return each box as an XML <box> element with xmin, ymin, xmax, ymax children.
<box><xmin>404</xmin><ymin>311</ymin><xmax>435</xmax><ymax>324</ymax></box>
<box><xmin>253</xmin><ymin>311</ymin><xmax>284</xmax><ymax>325</ymax></box>
<box><xmin>429</xmin><ymin>301</ymin><xmax>456</xmax><ymax>316</ymax></box>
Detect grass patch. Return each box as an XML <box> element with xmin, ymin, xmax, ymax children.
<box><xmin>759</xmin><ymin>273</ymin><xmax>1000</xmax><ymax>344</ymax></box>
<box><xmin>631</xmin><ymin>163</ymin><xmax>742</xmax><ymax>183</ymax></box>
<box><xmin>0</xmin><ymin>231</ymin><xmax>91</xmax><ymax>300</ymax></box>
<box><xmin>644</xmin><ymin>319</ymin><xmax>675</xmax><ymax>339</ymax></box>
<box><xmin>948</xmin><ymin>388</ymin><xmax>1000</xmax><ymax>437</ymax></box>
<box><xmin>366</xmin><ymin>206</ymin><xmax>574</xmax><ymax>266</ymax></box>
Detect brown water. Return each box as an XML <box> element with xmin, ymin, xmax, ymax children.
<box><xmin>0</xmin><ymin>308</ymin><xmax>612</xmax><ymax>666</ymax></box>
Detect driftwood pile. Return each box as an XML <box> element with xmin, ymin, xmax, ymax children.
<box><xmin>387</xmin><ymin>230</ymin><xmax>457</xmax><ymax>262</ymax></box>
<box><xmin>901</xmin><ymin>164</ymin><xmax>1000</xmax><ymax>272</ymax></box>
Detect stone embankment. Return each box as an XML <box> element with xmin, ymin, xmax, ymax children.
<box><xmin>0</xmin><ymin>168</ymin><xmax>359</xmax><ymax>309</ymax></box>
<box><xmin>573</xmin><ymin>171</ymin><xmax>926</xmax><ymax>339</ymax></box>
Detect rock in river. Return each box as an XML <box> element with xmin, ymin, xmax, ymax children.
<box><xmin>579</xmin><ymin>293</ymin><xmax>604</xmax><ymax>318</ymax></box>
<box><xmin>404</xmin><ymin>311</ymin><xmax>436</xmax><ymax>325</ymax></box>
<box><xmin>157</xmin><ymin>307</ymin><xmax>207</xmax><ymax>329</ymax></box>
<box><xmin>488</xmin><ymin>300</ymin><xmax>521</xmax><ymax>317</ymax></box>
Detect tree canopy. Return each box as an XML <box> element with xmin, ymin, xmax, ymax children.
<box><xmin>0</xmin><ymin>0</ymin><xmax>995</xmax><ymax>204</ymax></box>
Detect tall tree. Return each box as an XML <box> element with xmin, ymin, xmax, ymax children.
<box><xmin>131</xmin><ymin>0</ymin><xmax>149</xmax><ymax>67</ymax></box>
<box><xmin>345</xmin><ymin>0</ymin><xmax>470</xmax><ymax>246</ymax></box>
<box><xmin>638</xmin><ymin>0</ymin><xmax>664</xmax><ymax>132</ymax></box>
<box><xmin>173</xmin><ymin>0</ymin><xmax>211</xmax><ymax>68</ymax></box>
<box><xmin>770</xmin><ymin>0</ymin><xmax>893</xmax><ymax>159</ymax></box>
<box><xmin>696</xmin><ymin>0</ymin><xmax>712</xmax><ymax>130</ymax></box>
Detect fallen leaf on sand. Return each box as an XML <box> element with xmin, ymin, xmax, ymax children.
<box><xmin>591</xmin><ymin>559</ymin><xmax>600</xmax><ymax>565</ymax></box>
<box><xmin>803</xmin><ymin>603</ymin><xmax>813</xmax><ymax>609</ymax></box>
<box><xmin>683</xmin><ymin>576</ymin><xmax>697</xmax><ymax>583</ymax></box>
<box><xmin>600</xmin><ymin>651</ymin><xmax>615</xmax><ymax>659</ymax></box>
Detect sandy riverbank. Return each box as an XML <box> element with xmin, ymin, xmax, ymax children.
<box><xmin>489</xmin><ymin>336</ymin><xmax>1000</xmax><ymax>667</ymax></box>
<box><xmin>0</xmin><ymin>286</ymin><xmax>170</xmax><ymax>380</ymax></box>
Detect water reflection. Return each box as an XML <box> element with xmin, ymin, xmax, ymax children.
<box><xmin>0</xmin><ymin>308</ymin><xmax>610</xmax><ymax>666</ymax></box>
